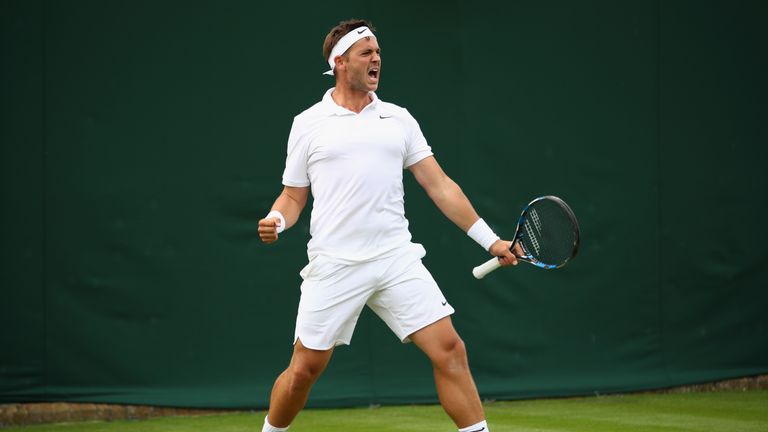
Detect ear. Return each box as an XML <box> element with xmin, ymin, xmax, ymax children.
<box><xmin>333</xmin><ymin>55</ymin><xmax>346</xmax><ymax>72</ymax></box>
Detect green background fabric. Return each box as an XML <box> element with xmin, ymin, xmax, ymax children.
<box><xmin>2</xmin><ymin>0</ymin><xmax>766</xmax><ymax>408</ymax></box>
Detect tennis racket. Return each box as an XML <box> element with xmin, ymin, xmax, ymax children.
<box><xmin>472</xmin><ymin>195</ymin><xmax>580</xmax><ymax>279</ymax></box>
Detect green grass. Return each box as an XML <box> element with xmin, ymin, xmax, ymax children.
<box><xmin>5</xmin><ymin>390</ymin><xmax>767</xmax><ymax>432</ymax></box>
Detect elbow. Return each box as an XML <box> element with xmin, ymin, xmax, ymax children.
<box><xmin>428</xmin><ymin>179</ymin><xmax>462</xmax><ymax>205</ymax></box>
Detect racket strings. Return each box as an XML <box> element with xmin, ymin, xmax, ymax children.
<box><xmin>520</xmin><ymin>199</ymin><xmax>578</xmax><ymax>266</ymax></box>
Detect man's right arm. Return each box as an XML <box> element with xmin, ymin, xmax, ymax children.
<box><xmin>258</xmin><ymin>186</ymin><xmax>310</xmax><ymax>244</ymax></box>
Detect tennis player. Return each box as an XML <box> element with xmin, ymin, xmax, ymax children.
<box><xmin>258</xmin><ymin>19</ymin><xmax>520</xmax><ymax>432</ymax></box>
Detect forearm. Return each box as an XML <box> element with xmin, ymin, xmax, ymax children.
<box><xmin>430</xmin><ymin>180</ymin><xmax>517</xmax><ymax>257</ymax></box>
<box><xmin>269</xmin><ymin>186</ymin><xmax>308</xmax><ymax>230</ymax></box>
<box><xmin>425</xmin><ymin>177</ymin><xmax>480</xmax><ymax>233</ymax></box>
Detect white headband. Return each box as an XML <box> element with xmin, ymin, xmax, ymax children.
<box><xmin>323</xmin><ymin>26</ymin><xmax>376</xmax><ymax>75</ymax></box>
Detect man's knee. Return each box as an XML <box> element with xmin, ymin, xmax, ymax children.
<box><xmin>285</xmin><ymin>363</ymin><xmax>323</xmax><ymax>392</ymax></box>
<box><xmin>285</xmin><ymin>342</ymin><xmax>332</xmax><ymax>392</ymax></box>
<box><xmin>431</xmin><ymin>335</ymin><xmax>469</xmax><ymax>373</ymax></box>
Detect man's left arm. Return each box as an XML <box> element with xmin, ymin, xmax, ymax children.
<box><xmin>408</xmin><ymin>156</ymin><xmax>520</xmax><ymax>265</ymax></box>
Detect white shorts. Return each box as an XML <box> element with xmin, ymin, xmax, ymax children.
<box><xmin>294</xmin><ymin>244</ymin><xmax>454</xmax><ymax>350</ymax></box>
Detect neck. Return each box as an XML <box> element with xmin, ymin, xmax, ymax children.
<box><xmin>331</xmin><ymin>84</ymin><xmax>372</xmax><ymax>114</ymax></box>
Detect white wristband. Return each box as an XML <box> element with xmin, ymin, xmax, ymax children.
<box><xmin>467</xmin><ymin>218</ymin><xmax>500</xmax><ymax>251</ymax></box>
<box><xmin>266</xmin><ymin>210</ymin><xmax>286</xmax><ymax>234</ymax></box>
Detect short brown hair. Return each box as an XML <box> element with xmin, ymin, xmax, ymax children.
<box><xmin>322</xmin><ymin>19</ymin><xmax>376</xmax><ymax>61</ymax></box>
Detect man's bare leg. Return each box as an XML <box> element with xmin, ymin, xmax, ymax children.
<box><xmin>265</xmin><ymin>339</ymin><xmax>334</xmax><ymax>428</ymax></box>
<box><xmin>409</xmin><ymin>316</ymin><xmax>485</xmax><ymax>428</ymax></box>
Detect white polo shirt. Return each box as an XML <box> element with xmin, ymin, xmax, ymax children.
<box><xmin>282</xmin><ymin>88</ymin><xmax>433</xmax><ymax>263</ymax></box>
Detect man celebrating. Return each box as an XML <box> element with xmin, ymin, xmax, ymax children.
<box><xmin>258</xmin><ymin>19</ymin><xmax>520</xmax><ymax>432</ymax></box>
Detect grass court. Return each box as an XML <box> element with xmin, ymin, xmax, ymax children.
<box><xmin>4</xmin><ymin>390</ymin><xmax>766</xmax><ymax>432</ymax></box>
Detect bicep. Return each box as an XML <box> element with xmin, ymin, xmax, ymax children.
<box><xmin>281</xmin><ymin>185</ymin><xmax>309</xmax><ymax>209</ymax></box>
<box><xmin>408</xmin><ymin>155</ymin><xmax>478</xmax><ymax>230</ymax></box>
<box><xmin>408</xmin><ymin>156</ymin><xmax>449</xmax><ymax>195</ymax></box>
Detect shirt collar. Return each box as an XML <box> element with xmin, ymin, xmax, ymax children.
<box><xmin>321</xmin><ymin>88</ymin><xmax>379</xmax><ymax>116</ymax></box>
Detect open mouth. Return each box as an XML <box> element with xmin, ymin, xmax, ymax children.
<box><xmin>368</xmin><ymin>67</ymin><xmax>379</xmax><ymax>80</ymax></box>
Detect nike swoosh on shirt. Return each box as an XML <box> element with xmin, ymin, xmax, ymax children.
<box><xmin>379</xmin><ymin>114</ymin><xmax>392</xmax><ymax>119</ymax></box>
<box><xmin>441</xmin><ymin>301</ymin><xmax>448</xmax><ymax>306</ymax></box>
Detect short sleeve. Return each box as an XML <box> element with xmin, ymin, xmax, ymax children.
<box><xmin>281</xmin><ymin>118</ymin><xmax>311</xmax><ymax>187</ymax></box>
<box><xmin>402</xmin><ymin>109</ymin><xmax>433</xmax><ymax>168</ymax></box>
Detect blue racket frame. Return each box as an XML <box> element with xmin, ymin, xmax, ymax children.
<box><xmin>510</xmin><ymin>195</ymin><xmax>580</xmax><ymax>270</ymax></box>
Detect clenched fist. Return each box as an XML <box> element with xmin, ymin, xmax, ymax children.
<box><xmin>258</xmin><ymin>217</ymin><xmax>282</xmax><ymax>244</ymax></box>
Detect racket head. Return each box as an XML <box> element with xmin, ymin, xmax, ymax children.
<box><xmin>512</xmin><ymin>195</ymin><xmax>580</xmax><ymax>269</ymax></box>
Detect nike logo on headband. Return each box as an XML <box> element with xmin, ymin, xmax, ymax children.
<box><xmin>357</xmin><ymin>28</ymin><xmax>366</xmax><ymax>34</ymax></box>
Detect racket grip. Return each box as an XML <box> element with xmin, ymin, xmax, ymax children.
<box><xmin>472</xmin><ymin>257</ymin><xmax>502</xmax><ymax>279</ymax></box>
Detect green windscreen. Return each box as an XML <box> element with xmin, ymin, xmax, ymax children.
<box><xmin>2</xmin><ymin>0</ymin><xmax>766</xmax><ymax>408</ymax></box>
